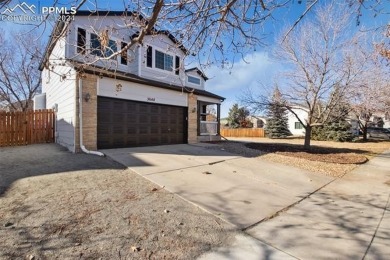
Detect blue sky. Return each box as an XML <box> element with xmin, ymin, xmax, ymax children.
<box><xmin>1</xmin><ymin>0</ymin><xmax>389</xmax><ymax>117</ymax></box>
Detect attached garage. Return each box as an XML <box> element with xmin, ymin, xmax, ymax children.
<box><xmin>97</xmin><ymin>97</ymin><xmax>187</xmax><ymax>149</ymax></box>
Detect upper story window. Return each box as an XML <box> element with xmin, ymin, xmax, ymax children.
<box><xmin>175</xmin><ymin>56</ymin><xmax>180</xmax><ymax>75</ymax></box>
<box><xmin>155</xmin><ymin>50</ymin><xmax>173</xmax><ymax>71</ymax></box>
<box><xmin>90</xmin><ymin>33</ymin><xmax>117</xmax><ymax>58</ymax></box>
<box><xmin>76</xmin><ymin>28</ymin><xmax>129</xmax><ymax>66</ymax></box>
<box><xmin>146</xmin><ymin>46</ymin><xmax>179</xmax><ymax>74</ymax></box>
<box><xmin>188</xmin><ymin>75</ymin><xmax>201</xmax><ymax>85</ymax></box>
<box><xmin>77</xmin><ymin>28</ymin><xmax>86</xmax><ymax>54</ymax></box>
<box><xmin>120</xmin><ymin>42</ymin><xmax>128</xmax><ymax>65</ymax></box>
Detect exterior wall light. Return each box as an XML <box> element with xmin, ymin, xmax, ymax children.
<box><xmin>84</xmin><ymin>93</ymin><xmax>91</xmax><ymax>102</ymax></box>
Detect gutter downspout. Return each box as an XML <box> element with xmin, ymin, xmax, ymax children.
<box><xmin>79</xmin><ymin>77</ymin><xmax>105</xmax><ymax>156</ymax></box>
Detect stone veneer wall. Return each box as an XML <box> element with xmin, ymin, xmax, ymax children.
<box><xmin>187</xmin><ymin>93</ymin><xmax>198</xmax><ymax>143</ymax></box>
<box><xmin>75</xmin><ymin>73</ymin><xmax>98</xmax><ymax>152</ymax></box>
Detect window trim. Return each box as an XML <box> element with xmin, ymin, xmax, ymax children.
<box><xmin>146</xmin><ymin>46</ymin><xmax>153</xmax><ymax>68</ymax></box>
<box><xmin>187</xmin><ymin>75</ymin><xmax>201</xmax><ymax>85</ymax></box>
<box><xmin>175</xmin><ymin>56</ymin><xmax>180</xmax><ymax>75</ymax></box>
<box><xmin>155</xmin><ymin>49</ymin><xmax>173</xmax><ymax>72</ymax></box>
<box><xmin>90</xmin><ymin>33</ymin><xmax>101</xmax><ymax>56</ymax></box>
<box><xmin>76</xmin><ymin>27</ymin><xmax>86</xmax><ymax>54</ymax></box>
<box><xmin>90</xmin><ymin>33</ymin><xmax>118</xmax><ymax>59</ymax></box>
<box><xmin>120</xmin><ymin>42</ymin><xmax>128</xmax><ymax>65</ymax></box>
<box><xmin>74</xmin><ymin>28</ymin><xmax>131</xmax><ymax>67</ymax></box>
<box><xmin>144</xmin><ymin>45</ymin><xmax>179</xmax><ymax>74</ymax></box>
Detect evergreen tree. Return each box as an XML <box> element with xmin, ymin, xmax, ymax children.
<box><xmin>312</xmin><ymin>86</ymin><xmax>354</xmax><ymax>142</ymax></box>
<box><xmin>265</xmin><ymin>87</ymin><xmax>292</xmax><ymax>138</ymax></box>
<box><xmin>227</xmin><ymin>103</ymin><xmax>252</xmax><ymax>128</ymax></box>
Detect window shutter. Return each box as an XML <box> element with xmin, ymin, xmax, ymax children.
<box><xmin>175</xmin><ymin>56</ymin><xmax>180</xmax><ymax>75</ymax></box>
<box><xmin>146</xmin><ymin>46</ymin><xmax>153</xmax><ymax>67</ymax></box>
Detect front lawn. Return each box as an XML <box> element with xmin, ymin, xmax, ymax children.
<box><xmin>212</xmin><ymin>138</ymin><xmax>390</xmax><ymax>177</ymax></box>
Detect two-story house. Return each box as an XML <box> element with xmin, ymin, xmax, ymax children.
<box><xmin>38</xmin><ymin>11</ymin><xmax>224</xmax><ymax>153</ymax></box>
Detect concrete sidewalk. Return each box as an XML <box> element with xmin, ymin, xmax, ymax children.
<box><xmin>201</xmin><ymin>150</ymin><xmax>390</xmax><ymax>259</ymax></box>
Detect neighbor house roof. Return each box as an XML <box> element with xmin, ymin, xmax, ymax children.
<box><xmin>72</xmin><ymin>61</ymin><xmax>225</xmax><ymax>101</ymax></box>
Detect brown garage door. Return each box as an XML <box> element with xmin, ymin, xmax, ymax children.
<box><xmin>97</xmin><ymin>97</ymin><xmax>187</xmax><ymax>149</ymax></box>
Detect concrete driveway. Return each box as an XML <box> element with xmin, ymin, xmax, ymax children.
<box><xmin>102</xmin><ymin>143</ymin><xmax>334</xmax><ymax>229</ymax></box>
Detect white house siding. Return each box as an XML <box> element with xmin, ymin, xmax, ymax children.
<box><xmin>66</xmin><ymin>16</ymin><xmax>138</xmax><ymax>74</ymax></box>
<box><xmin>288</xmin><ymin>108</ymin><xmax>307</xmax><ymax>136</ymax></box>
<box><xmin>97</xmin><ymin>77</ymin><xmax>188</xmax><ymax>107</ymax></box>
<box><xmin>140</xmin><ymin>35</ymin><xmax>186</xmax><ymax>86</ymax></box>
<box><xmin>129</xmin><ymin>45</ymin><xmax>140</xmax><ymax>75</ymax></box>
<box><xmin>42</xmin><ymin>37</ymin><xmax>77</xmax><ymax>151</ymax></box>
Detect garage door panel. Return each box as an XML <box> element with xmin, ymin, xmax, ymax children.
<box><xmin>98</xmin><ymin>97</ymin><xmax>187</xmax><ymax>149</ymax></box>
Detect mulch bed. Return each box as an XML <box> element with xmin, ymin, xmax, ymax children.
<box><xmin>245</xmin><ymin>142</ymin><xmax>368</xmax><ymax>164</ymax></box>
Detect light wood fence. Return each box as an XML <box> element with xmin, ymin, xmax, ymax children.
<box><xmin>221</xmin><ymin>128</ymin><xmax>265</xmax><ymax>137</ymax></box>
<box><xmin>0</xmin><ymin>109</ymin><xmax>55</xmax><ymax>147</ymax></box>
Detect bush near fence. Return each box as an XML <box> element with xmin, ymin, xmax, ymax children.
<box><xmin>221</xmin><ymin>128</ymin><xmax>265</xmax><ymax>137</ymax></box>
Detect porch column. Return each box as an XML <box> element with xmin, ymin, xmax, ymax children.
<box><xmin>187</xmin><ymin>93</ymin><xmax>198</xmax><ymax>143</ymax></box>
<box><xmin>217</xmin><ymin>103</ymin><xmax>221</xmax><ymax>135</ymax></box>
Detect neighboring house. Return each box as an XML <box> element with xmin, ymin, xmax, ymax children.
<box><xmin>385</xmin><ymin>113</ymin><xmax>390</xmax><ymax>128</ymax></box>
<box><xmin>39</xmin><ymin>11</ymin><xmax>224</xmax><ymax>152</ymax></box>
<box><xmin>2</xmin><ymin>100</ymin><xmax>34</xmax><ymax>112</ymax></box>
<box><xmin>376</xmin><ymin>113</ymin><xmax>390</xmax><ymax>128</ymax></box>
<box><xmin>287</xmin><ymin>107</ymin><xmax>307</xmax><ymax>136</ymax></box>
<box><xmin>248</xmin><ymin>116</ymin><xmax>266</xmax><ymax>128</ymax></box>
<box><xmin>349</xmin><ymin>113</ymin><xmax>390</xmax><ymax>134</ymax></box>
<box><xmin>251</xmin><ymin>108</ymin><xmax>307</xmax><ymax>136</ymax></box>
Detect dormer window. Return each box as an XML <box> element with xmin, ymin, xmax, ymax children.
<box><xmin>155</xmin><ymin>50</ymin><xmax>173</xmax><ymax>72</ymax></box>
<box><xmin>188</xmin><ymin>76</ymin><xmax>201</xmax><ymax>85</ymax></box>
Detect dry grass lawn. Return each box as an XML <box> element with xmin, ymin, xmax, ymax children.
<box><xmin>0</xmin><ymin>144</ymin><xmax>236</xmax><ymax>260</ymax></box>
<box><xmin>221</xmin><ymin>137</ymin><xmax>390</xmax><ymax>177</ymax></box>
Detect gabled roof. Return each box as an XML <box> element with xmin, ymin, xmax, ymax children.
<box><xmin>131</xmin><ymin>30</ymin><xmax>188</xmax><ymax>54</ymax></box>
<box><xmin>185</xmin><ymin>67</ymin><xmax>208</xmax><ymax>81</ymax></box>
<box><xmin>39</xmin><ymin>10</ymin><xmax>188</xmax><ymax>70</ymax></box>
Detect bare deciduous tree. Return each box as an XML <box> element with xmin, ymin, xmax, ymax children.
<box><xmin>0</xmin><ymin>30</ymin><xmax>42</xmax><ymax>111</ymax></box>
<box><xmin>242</xmin><ymin>2</ymin><xmax>374</xmax><ymax>149</ymax></box>
<box><xmin>1</xmin><ymin>1</ymin><xmax>387</xmax><ymax>111</ymax></box>
<box><xmin>350</xmin><ymin>53</ymin><xmax>390</xmax><ymax>140</ymax></box>
<box><xmin>34</xmin><ymin>0</ymin><xmax>389</xmax><ymax>71</ymax></box>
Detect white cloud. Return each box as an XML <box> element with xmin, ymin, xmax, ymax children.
<box><xmin>205</xmin><ymin>51</ymin><xmax>279</xmax><ymax>91</ymax></box>
<box><xmin>204</xmin><ymin>51</ymin><xmax>282</xmax><ymax>117</ymax></box>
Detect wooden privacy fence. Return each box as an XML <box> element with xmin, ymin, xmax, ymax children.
<box><xmin>221</xmin><ymin>128</ymin><xmax>265</xmax><ymax>138</ymax></box>
<box><xmin>0</xmin><ymin>109</ymin><xmax>55</xmax><ymax>147</ymax></box>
